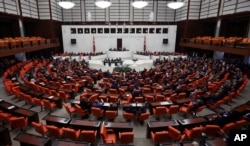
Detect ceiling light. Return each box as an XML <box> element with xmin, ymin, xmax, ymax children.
<box><xmin>167</xmin><ymin>1</ymin><xmax>185</xmax><ymax>9</ymax></box>
<box><xmin>132</xmin><ymin>1</ymin><xmax>148</xmax><ymax>9</ymax></box>
<box><xmin>95</xmin><ymin>0</ymin><xmax>112</xmax><ymax>9</ymax></box>
<box><xmin>58</xmin><ymin>1</ymin><xmax>75</xmax><ymax>9</ymax></box>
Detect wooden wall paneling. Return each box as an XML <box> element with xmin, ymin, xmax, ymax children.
<box><xmin>0</xmin><ymin>18</ymin><xmax>20</xmax><ymax>38</ymax></box>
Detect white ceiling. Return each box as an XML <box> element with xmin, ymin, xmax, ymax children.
<box><xmin>0</xmin><ymin>0</ymin><xmax>249</xmax><ymax>22</ymax></box>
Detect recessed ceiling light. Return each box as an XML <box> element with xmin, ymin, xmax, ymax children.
<box><xmin>167</xmin><ymin>1</ymin><xmax>185</xmax><ymax>9</ymax></box>
<box><xmin>95</xmin><ymin>0</ymin><xmax>112</xmax><ymax>9</ymax></box>
<box><xmin>132</xmin><ymin>1</ymin><xmax>148</xmax><ymax>9</ymax></box>
<box><xmin>58</xmin><ymin>1</ymin><xmax>75</xmax><ymax>9</ymax></box>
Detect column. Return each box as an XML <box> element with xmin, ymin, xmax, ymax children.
<box><xmin>213</xmin><ymin>19</ymin><xmax>224</xmax><ymax>60</ymax></box>
<box><xmin>15</xmin><ymin>19</ymin><xmax>26</xmax><ymax>61</ymax></box>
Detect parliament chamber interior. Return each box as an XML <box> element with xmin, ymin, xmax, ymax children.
<box><xmin>0</xmin><ymin>0</ymin><xmax>250</xmax><ymax>146</ymax></box>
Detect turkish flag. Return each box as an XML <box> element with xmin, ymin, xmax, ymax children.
<box><xmin>93</xmin><ymin>36</ymin><xmax>96</xmax><ymax>53</ymax></box>
<box><xmin>144</xmin><ymin>36</ymin><xmax>146</xmax><ymax>52</ymax></box>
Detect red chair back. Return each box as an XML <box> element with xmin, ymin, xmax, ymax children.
<box><xmin>119</xmin><ymin>132</ymin><xmax>134</xmax><ymax>144</ymax></box>
<box><xmin>81</xmin><ymin>130</ymin><xmax>97</xmax><ymax>143</ymax></box>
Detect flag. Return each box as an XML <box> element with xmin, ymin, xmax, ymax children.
<box><xmin>144</xmin><ymin>35</ymin><xmax>146</xmax><ymax>52</ymax></box>
<box><xmin>93</xmin><ymin>35</ymin><xmax>96</xmax><ymax>53</ymax></box>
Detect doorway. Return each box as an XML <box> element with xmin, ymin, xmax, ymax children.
<box><xmin>117</xmin><ymin>38</ymin><xmax>122</xmax><ymax>51</ymax></box>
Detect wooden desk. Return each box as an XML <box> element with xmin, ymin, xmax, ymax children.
<box><xmin>173</xmin><ymin>98</ymin><xmax>190</xmax><ymax>105</ymax></box>
<box><xmin>104</xmin><ymin>121</ymin><xmax>133</xmax><ymax>134</ymax></box>
<box><xmin>13</xmin><ymin>107</ymin><xmax>39</xmax><ymax>123</ymax></box>
<box><xmin>0</xmin><ymin>126</ymin><xmax>12</xmax><ymax>145</ymax></box>
<box><xmin>204</xmin><ymin>113</ymin><xmax>221</xmax><ymax>122</ymax></box>
<box><xmin>42</xmin><ymin>94</ymin><xmax>62</xmax><ymax>108</ymax></box>
<box><xmin>52</xmin><ymin>139</ymin><xmax>90</xmax><ymax>146</ymax></box>
<box><xmin>177</xmin><ymin>117</ymin><xmax>207</xmax><ymax>130</ymax></box>
<box><xmin>150</xmin><ymin>101</ymin><xmax>173</xmax><ymax>107</ymax></box>
<box><xmin>122</xmin><ymin>103</ymin><xmax>145</xmax><ymax>109</ymax></box>
<box><xmin>0</xmin><ymin>101</ymin><xmax>17</xmax><ymax>112</ymax></box>
<box><xmin>235</xmin><ymin>104</ymin><xmax>250</xmax><ymax>114</ymax></box>
<box><xmin>14</xmin><ymin>133</ymin><xmax>51</xmax><ymax>146</ymax></box>
<box><xmin>148</xmin><ymin>101</ymin><xmax>173</xmax><ymax>114</ymax></box>
<box><xmin>43</xmin><ymin>115</ymin><xmax>70</xmax><ymax>127</ymax></box>
<box><xmin>0</xmin><ymin>101</ymin><xmax>39</xmax><ymax>123</ymax></box>
<box><xmin>70</xmin><ymin>119</ymin><xmax>101</xmax><ymax>133</ymax></box>
<box><xmin>146</xmin><ymin>120</ymin><xmax>179</xmax><ymax>138</ymax></box>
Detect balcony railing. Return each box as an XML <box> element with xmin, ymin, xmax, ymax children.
<box><xmin>180</xmin><ymin>37</ymin><xmax>250</xmax><ymax>56</ymax></box>
<box><xmin>0</xmin><ymin>37</ymin><xmax>60</xmax><ymax>57</ymax></box>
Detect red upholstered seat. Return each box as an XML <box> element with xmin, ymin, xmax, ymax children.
<box><xmin>145</xmin><ymin>95</ymin><xmax>154</xmax><ymax>103</ymax></box>
<box><xmin>62</xmin><ymin>127</ymin><xmax>80</xmax><ymax>141</ymax></box>
<box><xmin>166</xmin><ymin>105</ymin><xmax>179</xmax><ymax>119</ymax></box>
<box><xmin>63</xmin><ymin>102</ymin><xmax>76</xmax><ymax>118</ymax></box>
<box><xmin>138</xmin><ymin>112</ymin><xmax>150</xmax><ymax>121</ymax></box>
<box><xmin>119</xmin><ymin>132</ymin><xmax>134</xmax><ymax>144</ymax></box>
<box><xmin>221</xmin><ymin>122</ymin><xmax>237</xmax><ymax>136</ymax></box>
<box><xmin>184</xmin><ymin>126</ymin><xmax>203</xmax><ymax>140</ymax></box>
<box><xmin>31</xmin><ymin>122</ymin><xmax>48</xmax><ymax>137</ymax></box>
<box><xmin>100</xmin><ymin>124</ymin><xmax>116</xmax><ymax>144</ymax></box>
<box><xmin>80</xmin><ymin>130</ymin><xmax>97</xmax><ymax>143</ymax></box>
<box><xmin>46</xmin><ymin>125</ymin><xmax>63</xmax><ymax>139</ymax></box>
<box><xmin>8</xmin><ymin>116</ymin><xmax>28</xmax><ymax>131</ymax></box>
<box><xmin>120</xmin><ymin>94</ymin><xmax>132</xmax><ymax>104</ymax></box>
<box><xmin>155</xmin><ymin>95</ymin><xmax>165</xmax><ymax>102</ymax></box>
<box><xmin>105</xmin><ymin>110</ymin><xmax>118</xmax><ymax>121</ymax></box>
<box><xmin>235</xmin><ymin>119</ymin><xmax>248</xmax><ymax>129</ymax></box>
<box><xmin>204</xmin><ymin>125</ymin><xmax>221</xmax><ymax>137</ymax></box>
<box><xmin>91</xmin><ymin>107</ymin><xmax>104</xmax><ymax>119</ymax></box>
<box><xmin>151</xmin><ymin>131</ymin><xmax>168</xmax><ymax>144</ymax></box>
<box><xmin>123</xmin><ymin>111</ymin><xmax>135</xmax><ymax>121</ymax></box>
<box><xmin>43</xmin><ymin>99</ymin><xmax>57</xmax><ymax>113</ymax></box>
<box><xmin>134</xmin><ymin>97</ymin><xmax>144</xmax><ymax>103</ymax></box>
<box><xmin>179</xmin><ymin>102</ymin><xmax>193</xmax><ymax>116</ymax></box>
<box><xmin>168</xmin><ymin>126</ymin><xmax>185</xmax><ymax>142</ymax></box>
<box><xmin>153</xmin><ymin>106</ymin><xmax>166</xmax><ymax>120</ymax></box>
<box><xmin>74</xmin><ymin>104</ymin><xmax>89</xmax><ymax>118</ymax></box>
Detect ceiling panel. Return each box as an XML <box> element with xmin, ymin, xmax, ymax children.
<box><xmin>0</xmin><ymin>0</ymin><xmax>249</xmax><ymax>22</ymax></box>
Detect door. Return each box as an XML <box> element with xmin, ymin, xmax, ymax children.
<box><xmin>117</xmin><ymin>38</ymin><xmax>122</xmax><ymax>51</ymax></box>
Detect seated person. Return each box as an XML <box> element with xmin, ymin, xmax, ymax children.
<box><xmin>80</xmin><ymin>98</ymin><xmax>91</xmax><ymax>112</ymax></box>
<box><xmin>214</xmin><ymin>109</ymin><xmax>241</xmax><ymax>127</ymax></box>
<box><xmin>138</xmin><ymin>104</ymin><xmax>147</xmax><ymax>115</ymax></box>
<box><xmin>125</xmin><ymin>105</ymin><xmax>137</xmax><ymax>115</ymax></box>
<box><xmin>92</xmin><ymin>99</ymin><xmax>104</xmax><ymax>109</ymax></box>
<box><xmin>191</xmin><ymin>99</ymin><xmax>205</xmax><ymax>111</ymax></box>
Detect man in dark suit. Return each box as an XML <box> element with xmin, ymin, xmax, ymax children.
<box><xmin>80</xmin><ymin>98</ymin><xmax>91</xmax><ymax>113</ymax></box>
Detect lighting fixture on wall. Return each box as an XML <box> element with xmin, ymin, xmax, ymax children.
<box><xmin>167</xmin><ymin>0</ymin><xmax>185</xmax><ymax>9</ymax></box>
<box><xmin>132</xmin><ymin>1</ymin><xmax>148</xmax><ymax>9</ymax></box>
<box><xmin>95</xmin><ymin>0</ymin><xmax>112</xmax><ymax>9</ymax></box>
<box><xmin>58</xmin><ymin>1</ymin><xmax>75</xmax><ymax>9</ymax></box>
